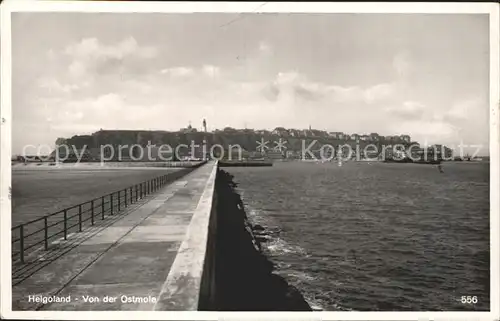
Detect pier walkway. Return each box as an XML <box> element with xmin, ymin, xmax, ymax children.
<box><xmin>12</xmin><ymin>162</ymin><xmax>217</xmax><ymax>311</ymax></box>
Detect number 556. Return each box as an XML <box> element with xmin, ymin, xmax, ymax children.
<box><xmin>461</xmin><ymin>296</ymin><xmax>478</xmax><ymax>304</ymax></box>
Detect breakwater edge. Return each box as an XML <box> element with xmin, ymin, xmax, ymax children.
<box><xmin>214</xmin><ymin>169</ymin><xmax>311</xmax><ymax>310</ymax></box>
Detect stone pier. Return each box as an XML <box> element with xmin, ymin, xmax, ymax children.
<box><xmin>12</xmin><ymin>161</ymin><xmax>218</xmax><ymax>311</ymax></box>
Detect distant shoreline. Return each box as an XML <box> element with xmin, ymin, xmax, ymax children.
<box><xmin>11</xmin><ymin>161</ymin><xmax>203</xmax><ymax>170</ymax></box>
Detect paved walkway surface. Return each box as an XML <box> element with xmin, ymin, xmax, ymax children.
<box><xmin>12</xmin><ymin>162</ymin><xmax>215</xmax><ymax>311</ymax></box>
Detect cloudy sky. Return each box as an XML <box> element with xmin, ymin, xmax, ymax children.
<box><xmin>11</xmin><ymin>12</ymin><xmax>490</xmax><ymax>154</ymax></box>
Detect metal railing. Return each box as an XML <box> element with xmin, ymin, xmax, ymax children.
<box><xmin>11</xmin><ymin>162</ymin><xmax>206</xmax><ymax>264</ymax></box>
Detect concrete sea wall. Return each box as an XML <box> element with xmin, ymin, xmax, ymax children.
<box><xmin>212</xmin><ymin>169</ymin><xmax>311</xmax><ymax>311</ymax></box>
<box><xmin>162</xmin><ymin>161</ymin><xmax>311</xmax><ymax>310</ymax></box>
<box><xmin>153</xmin><ymin>162</ymin><xmax>218</xmax><ymax>311</ymax></box>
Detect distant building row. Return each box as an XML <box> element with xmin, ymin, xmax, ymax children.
<box><xmin>216</xmin><ymin>126</ymin><xmax>411</xmax><ymax>143</ymax></box>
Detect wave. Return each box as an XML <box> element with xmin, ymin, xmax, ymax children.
<box><xmin>266</xmin><ymin>237</ymin><xmax>308</xmax><ymax>256</ymax></box>
<box><xmin>302</xmin><ymin>290</ymin><xmax>353</xmax><ymax>312</ymax></box>
<box><xmin>242</xmin><ymin>205</ymin><xmax>359</xmax><ymax>311</ymax></box>
<box><xmin>304</xmin><ymin>295</ymin><xmax>325</xmax><ymax>311</ymax></box>
<box><xmin>245</xmin><ymin>207</ymin><xmax>308</xmax><ymax>257</ymax></box>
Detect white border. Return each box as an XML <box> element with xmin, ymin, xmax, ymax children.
<box><xmin>1</xmin><ymin>1</ymin><xmax>499</xmax><ymax>320</ymax></box>
<box><xmin>0</xmin><ymin>1</ymin><xmax>497</xmax><ymax>13</ymax></box>
<box><xmin>490</xmin><ymin>3</ymin><xmax>500</xmax><ymax>321</ymax></box>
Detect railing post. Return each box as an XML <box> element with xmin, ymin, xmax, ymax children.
<box><xmin>64</xmin><ymin>209</ymin><xmax>68</xmax><ymax>240</ymax></box>
<box><xmin>44</xmin><ymin>217</ymin><xmax>48</xmax><ymax>250</ymax></box>
<box><xmin>19</xmin><ymin>225</ymin><xmax>25</xmax><ymax>264</ymax></box>
<box><xmin>101</xmin><ymin>196</ymin><xmax>105</xmax><ymax>220</ymax></box>
<box><xmin>91</xmin><ymin>200</ymin><xmax>95</xmax><ymax>225</ymax></box>
<box><xmin>124</xmin><ymin>189</ymin><xmax>127</xmax><ymax>207</ymax></box>
<box><xmin>118</xmin><ymin>191</ymin><xmax>121</xmax><ymax>212</ymax></box>
<box><xmin>130</xmin><ymin>187</ymin><xmax>133</xmax><ymax>204</ymax></box>
<box><xmin>136</xmin><ymin>185</ymin><xmax>138</xmax><ymax>201</ymax></box>
<box><xmin>110</xmin><ymin>193</ymin><xmax>114</xmax><ymax>215</ymax></box>
<box><xmin>78</xmin><ymin>204</ymin><xmax>82</xmax><ymax>232</ymax></box>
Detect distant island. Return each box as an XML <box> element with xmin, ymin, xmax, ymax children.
<box><xmin>20</xmin><ymin>123</ymin><xmax>455</xmax><ymax>162</ymax></box>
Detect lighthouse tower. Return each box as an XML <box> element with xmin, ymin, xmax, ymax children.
<box><xmin>202</xmin><ymin>118</ymin><xmax>209</xmax><ymax>160</ymax></box>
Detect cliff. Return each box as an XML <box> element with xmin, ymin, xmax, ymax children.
<box><xmin>60</xmin><ymin>129</ymin><xmax>413</xmax><ymax>153</ymax></box>
<box><xmin>214</xmin><ymin>169</ymin><xmax>312</xmax><ymax>311</ymax></box>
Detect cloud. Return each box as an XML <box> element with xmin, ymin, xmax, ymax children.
<box><xmin>68</xmin><ymin>61</ymin><xmax>87</xmax><ymax>78</ymax></box>
<box><xmin>445</xmin><ymin>98</ymin><xmax>484</xmax><ymax>122</ymax></box>
<box><xmin>45</xmin><ymin>93</ymin><xmax>144</xmax><ymax>134</ymax></box>
<box><xmin>37</xmin><ymin>77</ymin><xmax>80</xmax><ymax>94</ymax></box>
<box><xmin>62</xmin><ymin>37</ymin><xmax>159</xmax><ymax>79</ymax></box>
<box><xmin>202</xmin><ymin>65</ymin><xmax>221</xmax><ymax>78</ymax></box>
<box><xmin>386</xmin><ymin>101</ymin><xmax>426</xmax><ymax>119</ymax></box>
<box><xmin>64</xmin><ymin>37</ymin><xmax>157</xmax><ymax>61</ymax></box>
<box><xmin>443</xmin><ymin>98</ymin><xmax>489</xmax><ymax>144</ymax></box>
<box><xmin>294</xmin><ymin>85</ymin><xmax>322</xmax><ymax>101</ymax></box>
<box><xmin>266</xmin><ymin>71</ymin><xmax>396</xmax><ymax>104</ymax></box>
<box><xmin>390</xmin><ymin>119</ymin><xmax>459</xmax><ymax>144</ymax></box>
<box><xmin>262</xmin><ymin>84</ymin><xmax>280</xmax><ymax>102</ymax></box>
<box><xmin>160</xmin><ymin>65</ymin><xmax>225</xmax><ymax>81</ymax></box>
<box><xmin>329</xmin><ymin>84</ymin><xmax>396</xmax><ymax>104</ymax></box>
<box><xmin>25</xmin><ymin>58</ymin><xmax>426</xmax><ymax>145</ymax></box>
<box><xmin>274</xmin><ymin>71</ymin><xmax>301</xmax><ymax>85</ymax></box>
<box><xmin>31</xmin><ymin>36</ymin><xmax>163</xmax><ymax>107</ymax></box>
<box><xmin>385</xmin><ymin>98</ymin><xmax>489</xmax><ymax>147</ymax></box>
<box><xmin>160</xmin><ymin>67</ymin><xmax>195</xmax><ymax>77</ymax></box>
<box><xmin>364</xmin><ymin>83</ymin><xmax>395</xmax><ymax>103</ymax></box>
<box><xmin>382</xmin><ymin>100</ymin><xmax>462</xmax><ymax>144</ymax></box>
<box><xmin>121</xmin><ymin>79</ymin><xmax>154</xmax><ymax>95</ymax></box>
